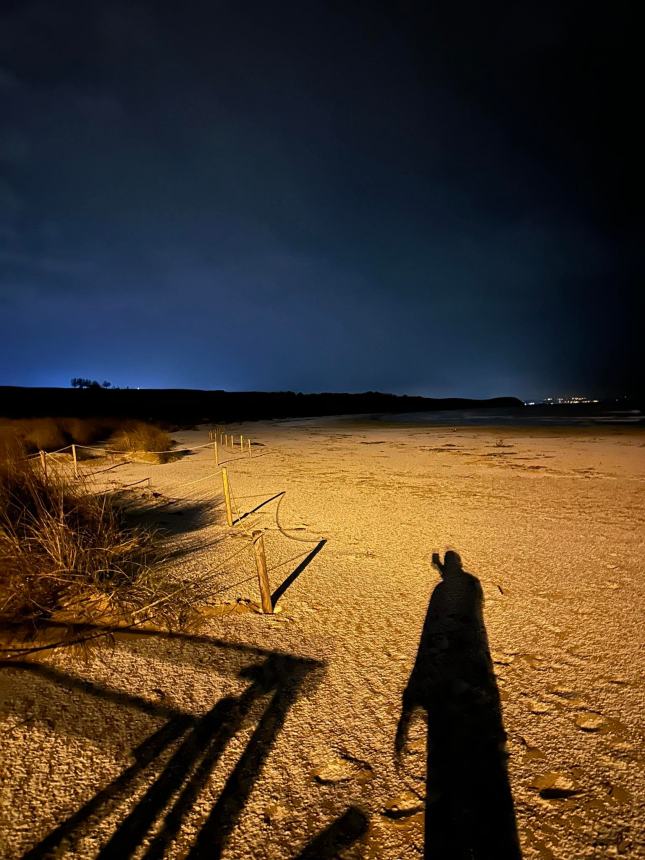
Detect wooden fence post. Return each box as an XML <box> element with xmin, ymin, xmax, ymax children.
<box><xmin>39</xmin><ymin>450</ymin><xmax>47</xmax><ymax>479</ymax></box>
<box><xmin>213</xmin><ymin>438</ymin><xmax>219</xmax><ymax>466</ymax></box>
<box><xmin>252</xmin><ymin>530</ymin><xmax>273</xmax><ymax>614</ymax></box>
<box><xmin>221</xmin><ymin>466</ymin><xmax>233</xmax><ymax>527</ymax></box>
<box><xmin>248</xmin><ymin>438</ymin><xmax>252</xmax><ymax>458</ymax></box>
<box><xmin>72</xmin><ymin>444</ymin><xmax>78</xmax><ymax>479</ymax></box>
<box><xmin>240</xmin><ymin>434</ymin><xmax>243</xmax><ymax>452</ymax></box>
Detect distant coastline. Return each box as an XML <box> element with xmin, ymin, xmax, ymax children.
<box><xmin>0</xmin><ymin>386</ymin><xmax>522</xmax><ymax>423</ymax></box>
<box><xmin>368</xmin><ymin>406</ymin><xmax>645</xmax><ymax>428</ymax></box>
<box><xmin>1</xmin><ymin>387</ymin><xmax>641</xmax><ymax>427</ymax></box>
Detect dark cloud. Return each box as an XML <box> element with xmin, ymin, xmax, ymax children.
<box><xmin>0</xmin><ymin>0</ymin><xmax>641</xmax><ymax>398</ymax></box>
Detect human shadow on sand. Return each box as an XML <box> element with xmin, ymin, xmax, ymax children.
<box><xmin>396</xmin><ymin>551</ymin><xmax>521</xmax><ymax>859</ymax></box>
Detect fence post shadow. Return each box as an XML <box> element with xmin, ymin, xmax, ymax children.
<box><xmin>271</xmin><ymin>539</ymin><xmax>327</xmax><ymax>606</ymax></box>
<box><xmin>235</xmin><ymin>491</ymin><xmax>285</xmax><ymax>525</ymax></box>
<box><xmin>396</xmin><ymin>550</ymin><xmax>521</xmax><ymax>859</ymax></box>
<box><xmin>5</xmin><ymin>633</ymin><xmax>325</xmax><ymax>860</ymax></box>
<box><xmin>294</xmin><ymin>806</ymin><xmax>369</xmax><ymax>859</ymax></box>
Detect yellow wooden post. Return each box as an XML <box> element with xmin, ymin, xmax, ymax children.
<box><xmin>240</xmin><ymin>434</ymin><xmax>244</xmax><ymax>452</ymax></box>
<box><xmin>248</xmin><ymin>438</ymin><xmax>252</xmax><ymax>458</ymax></box>
<box><xmin>72</xmin><ymin>444</ymin><xmax>78</xmax><ymax>479</ymax></box>
<box><xmin>213</xmin><ymin>438</ymin><xmax>219</xmax><ymax>466</ymax></box>
<box><xmin>221</xmin><ymin>466</ymin><xmax>233</xmax><ymax>527</ymax></box>
<box><xmin>252</xmin><ymin>530</ymin><xmax>273</xmax><ymax>613</ymax></box>
<box><xmin>39</xmin><ymin>450</ymin><xmax>47</xmax><ymax>479</ymax></box>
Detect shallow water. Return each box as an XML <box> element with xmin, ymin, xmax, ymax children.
<box><xmin>366</xmin><ymin>407</ymin><xmax>645</xmax><ymax>428</ymax></box>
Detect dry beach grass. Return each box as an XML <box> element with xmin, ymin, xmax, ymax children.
<box><xmin>0</xmin><ymin>417</ymin><xmax>643</xmax><ymax>858</ymax></box>
<box><xmin>0</xmin><ymin>435</ymin><xmax>193</xmax><ymax>635</ymax></box>
<box><xmin>0</xmin><ymin>417</ymin><xmax>175</xmax><ymax>456</ymax></box>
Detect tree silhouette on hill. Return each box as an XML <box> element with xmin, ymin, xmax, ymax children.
<box><xmin>70</xmin><ymin>378</ymin><xmax>112</xmax><ymax>389</ymax></box>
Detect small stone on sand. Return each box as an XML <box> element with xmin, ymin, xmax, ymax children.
<box><xmin>532</xmin><ymin>772</ymin><xmax>579</xmax><ymax>799</ymax></box>
<box><xmin>264</xmin><ymin>802</ymin><xmax>289</xmax><ymax>823</ymax></box>
<box><xmin>575</xmin><ymin>712</ymin><xmax>606</xmax><ymax>732</ymax></box>
<box><xmin>382</xmin><ymin>792</ymin><xmax>424</xmax><ymax>819</ymax></box>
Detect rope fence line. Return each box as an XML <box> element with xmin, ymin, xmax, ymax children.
<box><xmin>23</xmin><ymin>438</ymin><xmax>220</xmax><ymax>463</ymax></box>
<box><xmin>272</xmin><ymin>492</ymin><xmax>325</xmax><ymax>544</ymax></box>
<box><xmin>119</xmin><ymin>477</ymin><xmax>152</xmax><ymax>490</ymax></box>
<box><xmin>73</xmin><ymin>441</ymin><xmax>218</xmax><ymax>455</ymax></box>
<box><xmin>85</xmin><ymin>461</ymin><xmax>129</xmax><ymax>476</ymax></box>
<box><xmin>189</xmin><ymin>541</ymin><xmax>257</xmax><ymax>591</ymax></box>
<box><xmin>153</xmin><ymin>470</ymin><xmax>222</xmax><ymax>494</ymax></box>
<box><xmin>21</xmin><ymin>423</ymin><xmax>323</xmax><ymax>619</ymax></box>
<box><xmin>207</xmin><ymin>574</ymin><xmax>258</xmax><ymax>598</ymax></box>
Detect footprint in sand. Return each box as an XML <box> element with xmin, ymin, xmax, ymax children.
<box><xmin>602</xmin><ymin>781</ymin><xmax>632</xmax><ymax>804</ymax></box>
<box><xmin>520</xmin><ymin>654</ymin><xmax>547</xmax><ymax>671</ymax></box>
<box><xmin>548</xmin><ymin>693</ymin><xmax>613</xmax><ymax>734</ymax></box>
<box><xmin>491</xmin><ymin>651</ymin><xmax>515</xmax><ymax>666</ymax></box>
<box><xmin>313</xmin><ymin>750</ymin><xmax>374</xmax><ymax>785</ymax></box>
<box><xmin>517</xmin><ymin>736</ymin><xmax>547</xmax><ymax>760</ymax></box>
<box><xmin>528</xmin><ymin>700</ymin><xmax>551</xmax><ymax>715</ymax></box>
<box><xmin>548</xmin><ymin>687</ymin><xmax>588</xmax><ymax>709</ymax></box>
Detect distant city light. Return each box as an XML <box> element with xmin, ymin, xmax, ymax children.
<box><xmin>524</xmin><ymin>396</ymin><xmax>600</xmax><ymax>406</ymax></box>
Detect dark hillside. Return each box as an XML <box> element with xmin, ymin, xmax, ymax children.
<box><xmin>0</xmin><ymin>387</ymin><xmax>524</xmax><ymax>423</ymax></box>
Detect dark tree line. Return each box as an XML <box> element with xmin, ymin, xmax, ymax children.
<box><xmin>70</xmin><ymin>378</ymin><xmax>113</xmax><ymax>389</ymax></box>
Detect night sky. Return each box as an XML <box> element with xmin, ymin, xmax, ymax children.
<box><xmin>1</xmin><ymin>2</ymin><xmax>641</xmax><ymax>400</ymax></box>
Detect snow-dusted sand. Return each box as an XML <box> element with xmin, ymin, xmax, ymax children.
<box><xmin>1</xmin><ymin>418</ymin><xmax>644</xmax><ymax>858</ymax></box>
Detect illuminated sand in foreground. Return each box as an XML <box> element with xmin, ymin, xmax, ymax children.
<box><xmin>1</xmin><ymin>419</ymin><xmax>643</xmax><ymax>858</ymax></box>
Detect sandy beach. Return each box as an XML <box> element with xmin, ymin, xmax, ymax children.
<box><xmin>1</xmin><ymin>418</ymin><xmax>644</xmax><ymax>859</ymax></box>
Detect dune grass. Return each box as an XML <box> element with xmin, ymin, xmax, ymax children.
<box><xmin>60</xmin><ymin>417</ymin><xmax>117</xmax><ymax>446</ymax></box>
<box><xmin>0</xmin><ymin>417</ymin><xmax>116</xmax><ymax>453</ymax></box>
<box><xmin>0</xmin><ymin>417</ymin><xmax>175</xmax><ymax>458</ymax></box>
<box><xmin>108</xmin><ymin>422</ymin><xmax>174</xmax><ymax>463</ymax></box>
<box><xmin>20</xmin><ymin>419</ymin><xmax>68</xmax><ymax>453</ymax></box>
<box><xmin>0</xmin><ymin>435</ymin><xmax>191</xmax><ymax>635</ymax></box>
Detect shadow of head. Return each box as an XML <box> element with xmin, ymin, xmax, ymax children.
<box><xmin>432</xmin><ymin>549</ymin><xmax>463</xmax><ymax>577</ymax></box>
